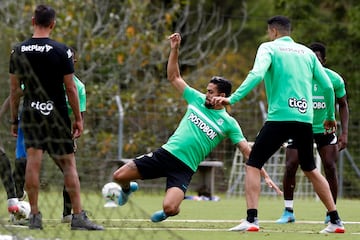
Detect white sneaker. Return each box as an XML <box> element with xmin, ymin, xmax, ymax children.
<box><xmin>7</xmin><ymin>198</ymin><xmax>19</xmax><ymax>214</ymax></box>
<box><xmin>320</xmin><ymin>220</ymin><xmax>345</xmax><ymax>233</ymax></box>
<box><xmin>229</xmin><ymin>219</ymin><xmax>259</xmax><ymax>232</ymax></box>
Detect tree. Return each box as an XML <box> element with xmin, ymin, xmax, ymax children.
<box><xmin>0</xmin><ymin>0</ymin><xmax>249</xmax><ymax>187</ymax></box>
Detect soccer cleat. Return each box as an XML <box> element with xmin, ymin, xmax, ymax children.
<box><xmin>229</xmin><ymin>219</ymin><xmax>260</xmax><ymax>232</ymax></box>
<box><xmin>320</xmin><ymin>220</ymin><xmax>345</xmax><ymax>233</ymax></box>
<box><xmin>61</xmin><ymin>214</ymin><xmax>72</xmax><ymax>223</ymax></box>
<box><xmin>29</xmin><ymin>212</ymin><xmax>43</xmax><ymax>230</ymax></box>
<box><xmin>324</xmin><ymin>214</ymin><xmax>330</xmax><ymax>224</ymax></box>
<box><xmin>118</xmin><ymin>182</ymin><xmax>139</xmax><ymax>206</ymax></box>
<box><xmin>276</xmin><ymin>209</ymin><xmax>295</xmax><ymax>224</ymax></box>
<box><xmin>151</xmin><ymin>210</ymin><xmax>168</xmax><ymax>222</ymax></box>
<box><xmin>7</xmin><ymin>198</ymin><xmax>19</xmax><ymax>213</ymax></box>
<box><xmin>71</xmin><ymin>210</ymin><xmax>104</xmax><ymax>230</ymax></box>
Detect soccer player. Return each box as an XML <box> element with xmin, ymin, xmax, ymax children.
<box><xmin>212</xmin><ymin>16</ymin><xmax>344</xmax><ymax>234</ymax></box>
<box><xmin>276</xmin><ymin>42</ymin><xmax>348</xmax><ymax>224</ymax></box>
<box><xmin>0</xmin><ymin>97</ymin><xmax>23</xmax><ymax>216</ymax></box>
<box><xmin>9</xmin><ymin>4</ymin><xmax>102</xmax><ymax>230</ymax></box>
<box><xmin>61</xmin><ymin>47</ymin><xmax>87</xmax><ymax>223</ymax></box>
<box><xmin>8</xmin><ymin>47</ymin><xmax>87</xmax><ymax>224</ymax></box>
<box><xmin>112</xmin><ymin>32</ymin><xmax>282</xmax><ymax>223</ymax></box>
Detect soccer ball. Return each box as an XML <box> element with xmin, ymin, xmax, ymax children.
<box><xmin>101</xmin><ymin>182</ymin><xmax>121</xmax><ymax>208</ymax></box>
<box><xmin>10</xmin><ymin>200</ymin><xmax>31</xmax><ymax>224</ymax></box>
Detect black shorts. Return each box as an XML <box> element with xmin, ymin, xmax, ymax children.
<box><xmin>133</xmin><ymin>147</ymin><xmax>195</xmax><ymax>193</ymax></box>
<box><xmin>247</xmin><ymin>121</ymin><xmax>316</xmax><ymax>171</ymax></box>
<box><xmin>22</xmin><ymin>110</ymin><xmax>74</xmax><ymax>155</ymax></box>
<box><xmin>288</xmin><ymin>133</ymin><xmax>337</xmax><ymax>150</ymax></box>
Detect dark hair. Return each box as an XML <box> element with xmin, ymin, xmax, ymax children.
<box><xmin>309</xmin><ymin>42</ymin><xmax>326</xmax><ymax>60</ymax></box>
<box><xmin>267</xmin><ymin>15</ymin><xmax>291</xmax><ymax>33</ymax></box>
<box><xmin>34</xmin><ymin>4</ymin><xmax>56</xmax><ymax>27</ymax></box>
<box><xmin>210</xmin><ymin>76</ymin><xmax>232</xmax><ymax>97</ymax></box>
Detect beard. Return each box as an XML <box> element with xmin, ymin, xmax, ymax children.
<box><xmin>205</xmin><ymin>101</ymin><xmax>214</xmax><ymax>109</ymax></box>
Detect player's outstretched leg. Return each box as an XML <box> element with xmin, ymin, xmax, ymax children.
<box><xmin>276</xmin><ymin>208</ymin><xmax>295</xmax><ymax>224</ymax></box>
<box><xmin>228</xmin><ymin>219</ymin><xmax>260</xmax><ymax>232</ymax></box>
<box><xmin>150</xmin><ymin>210</ymin><xmax>168</xmax><ymax>222</ymax></box>
<box><xmin>118</xmin><ymin>182</ymin><xmax>138</xmax><ymax>206</ymax></box>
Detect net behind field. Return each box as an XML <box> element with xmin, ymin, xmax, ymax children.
<box><xmin>227</xmin><ymin>144</ymin><xmax>321</xmax><ymax>198</ymax></box>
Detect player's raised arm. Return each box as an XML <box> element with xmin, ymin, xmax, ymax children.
<box><xmin>167</xmin><ymin>33</ymin><xmax>188</xmax><ymax>94</ymax></box>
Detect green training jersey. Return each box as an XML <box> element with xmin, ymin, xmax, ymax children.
<box><xmin>66</xmin><ymin>75</ymin><xmax>86</xmax><ymax>115</ymax></box>
<box><xmin>229</xmin><ymin>36</ymin><xmax>335</xmax><ymax>123</ymax></box>
<box><xmin>312</xmin><ymin>68</ymin><xmax>346</xmax><ymax>134</ymax></box>
<box><xmin>162</xmin><ymin>86</ymin><xmax>246</xmax><ymax>172</ymax></box>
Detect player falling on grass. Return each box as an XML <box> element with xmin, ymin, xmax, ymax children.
<box><xmin>112</xmin><ymin>32</ymin><xmax>282</xmax><ymax>223</ymax></box>
<box><xmin>9</xmin><ymin>4</ymin><xmax>102</xmax><ymax>230</ymax></box>
<box><xmin>212</xmin><ymin>15</ymin><xmax>345</xmax><ymax>234</ymax></box>
<box><xmin>276</xmin><ymin>42</ymin><xmax>349</xmax><ymax>224</ymax></box>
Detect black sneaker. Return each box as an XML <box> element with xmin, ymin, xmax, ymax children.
<box><xmin>29</xmin><ymin>212</ymin><xmax>43</xmax><ymax>230</ymax></box>
<box><xmin>71</xmin><ymin>210</ymin><xmax>104</xmax><ymax>230</ymax></box>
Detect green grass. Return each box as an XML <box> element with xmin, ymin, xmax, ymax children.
<box><xmin>1</xmin><ymin>190</ymin><xmax>359</xmax><ymax>240</ymax></box>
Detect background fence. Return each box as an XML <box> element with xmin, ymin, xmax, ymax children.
<box><xmin>1</xmin><ymin>94</ymin><xmax>359</xmax><ymax>198</ymax></box>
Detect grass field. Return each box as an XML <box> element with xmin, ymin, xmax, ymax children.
<box><xmin>0</xmin><ymin>190</ymin><xmax>359</xmax><ymax>240</ymax></box>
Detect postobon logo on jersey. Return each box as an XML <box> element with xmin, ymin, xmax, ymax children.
<box><xmin>30</xmin><ymin>101</ymin><xmax>54</xmax><ymax>116</ymax></box>
<box><xmin>313</xmin><ymin>101</ymin><xmax>326</xmax><ymax>109</ymax></box>
<box><xmin>288</xmin><ymin>98</ymin><xmax>308</xmax><ymax>113</ymax></box>
<box><xmin>188</xmin><ymin>113</ymin><xmax>217</xmax><ymax>139</ymax></box>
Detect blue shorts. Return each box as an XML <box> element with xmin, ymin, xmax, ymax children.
<box><xmin>134</xmin><ymin>147</ymin><xmax>195</xmax><ymax>193</ymax></box>
<box><xmin>16</xmin><ymin>123</ymin><xmax>27</xmax><ymax>159</ymax></box>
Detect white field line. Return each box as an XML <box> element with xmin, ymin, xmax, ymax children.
<box><xmin>48</xmin><ymin>218</ymin><xmax>360</xmax><ymax>224</ymax></box>
<box><xmin>3</xmin><ymin>218</ymin><xmax>360</xmax><ymax>224</ymax></box>
<box><xmin>3</xmin><ymin>219</ymin><xmax>360</xmax><ymax>235</ymax></box>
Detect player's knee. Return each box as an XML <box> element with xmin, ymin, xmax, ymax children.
<box><xmin>163</xmin><ymin>204</ymin><xmax>180</xmax><ymax>217</ymax></box>
<box><xmin>322</xmin><ymin>160</ymin><xmax>337</xmax><ymax>172</ymax></box>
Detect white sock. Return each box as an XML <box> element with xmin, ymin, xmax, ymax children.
<box><xmin>284</xmin><ymin>200</ymin><xmax>294</xmax><ymax>209</ymax></box>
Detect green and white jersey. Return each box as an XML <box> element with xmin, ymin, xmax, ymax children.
<box><xmin>229</xmin><ymin>36</ymin><xmax>335</xmax><ymax>123</ymax></box>
<box><xmin>162</xmin><ymin>86</ymin><xmax>246</xmax><ymax>172</ymax></box>
<box><xmin>313</xmin><ymin>68</ymin><xmax>346</xmax><ymax>133</ymax></box>
<box><xmin>66</xmin><ymin>75</ymin><xmax>86</xmax><ymax>115</ymax></box>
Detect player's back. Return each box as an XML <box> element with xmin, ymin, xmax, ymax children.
<box><xmin>262</xmin><ymin>36</ymin><xmax>317</xmax><ymax>123</ymax></box>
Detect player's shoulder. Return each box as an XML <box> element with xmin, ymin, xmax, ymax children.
<box><xmin>324</xmin><ymin>67</ymin><xmax>345</xmax><ymax>85</ymax></box>
<box><xmin>10</xmin><ymin>39</ymin><xmax>30</xmax><ymax>53</ymax></box>
<box><xmin>47</xmin><ymin>39</ymin><xmax>72</xmax><ymax>55</ymax></box>
<box><xmin>324</xmin><ymin>67</ymin><xmax>342</xmax><ymax>78</ymax></box>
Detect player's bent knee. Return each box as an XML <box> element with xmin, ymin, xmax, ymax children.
<box><xmin>163</xmin><ymin>205</ymin><xmax>180</xmax><ymax>217</ymax></box>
